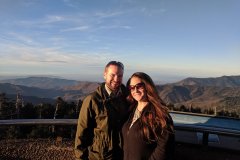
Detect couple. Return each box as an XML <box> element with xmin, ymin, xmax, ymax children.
<box><xmin>75</xmin><ymin>61</ymin><xmax>175</xmax><ymax>160</ymax></box>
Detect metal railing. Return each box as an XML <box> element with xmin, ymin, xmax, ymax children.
<box><xmin>1</xmin><ymin>112</ymin><xmax>240</xmax><ymax>150</ymax></box>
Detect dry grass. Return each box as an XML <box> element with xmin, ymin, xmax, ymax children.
<box><xmin>0</xmin><ymin>139</ymin><xmax>239</xmax><ymax>160</ymax></box>
<box><xmin>0</xmin><ymin>138</ymin><xmax>74</xmax><ymax>160</ymax></box>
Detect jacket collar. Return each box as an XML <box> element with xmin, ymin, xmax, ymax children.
<box><xmin>104</xmin><ymin>83</ymin><xmax>124</xmax><ymax>97</ymax></box>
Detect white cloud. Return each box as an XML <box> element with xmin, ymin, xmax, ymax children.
<box><xmin>95</xmin><ymin>11</ymin><xmax>125</xmax><ymax>18</ymax></box>
<box><xmin>98</xmin><ymin>25</ymin><xmax>132</xmax><ymax>30</ymax></box>
<box><xmin>0</xmin><ymin>44</ymin><xmax>112</xmax><ymax>66</ymax></box>
<box><xmin>6</xmin><ymin>32</ymin><xmax>37</xmax><ymax>45</ymax></box>
<box><xmin>61</xmin><ymin>26</ymin><xmax>90</xmax><ymax>32</ymax></box>
<box><xmin>45</xmin><ymin>15</ymin><xmax>66</xmax><ymax>23</ymax></box>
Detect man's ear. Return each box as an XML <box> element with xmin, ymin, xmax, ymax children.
<box><xmin>103</xmin><ymin>71</ymin><xmax>107</xmax><ymax>80</ymax></box>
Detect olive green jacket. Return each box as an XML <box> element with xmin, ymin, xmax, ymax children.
<box><xmin>75</xmin><ymin>83</ymin><xmax>129</xmax><ymax>160</ymax></box>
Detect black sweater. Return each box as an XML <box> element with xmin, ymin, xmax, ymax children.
<box><xmin>122</xmin><ymin>107</ymin><xmax>175</xmax><ymax>160</ymax></box>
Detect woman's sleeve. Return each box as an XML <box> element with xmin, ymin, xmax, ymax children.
<box><xmin>149</xmin><ymin>127</ymin><xmax>175</xmax><ymax>160</ymax></box>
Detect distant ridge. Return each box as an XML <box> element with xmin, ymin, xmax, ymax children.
<box><xmin>0</xmin><ymin>83</ymin><xmax>66</xmax><ymax>98</ymax></box>
<box><xmin>157</xmin><ymin>75</ymin><xmax>240</xmax><ymax>111</ymax></box>
<box><xmin>0</xmin><ymin>77</ymin><xmax>80</xmax><ymax>89</ymax></box>
<box><xmin>1</xmin><ymin>76</ymin><xmax>240</xmax><ymax>112</ymax></box>
<box><xmin>0</xmin><ymin>77</ymin><xmax>99</xmax><ymax>102</ymax></box>
<box><xmin>174</xmin><ymin>75</ymin><xmax>240</xmax><ymax>87</ymax></box>
<box><xmin>6</xmin><ymin>94</ymin><xmax>55</xmax><ymax>105</ymax></box>
<box><xmin>158</xmin><ymin>84</ymin><xmax>240</xmax><ymax>107</ymax></box>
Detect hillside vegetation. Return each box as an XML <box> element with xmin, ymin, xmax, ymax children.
<box><xmin>1</xmin><ymin>75</ymin><xmax>240</xmax><ymax>118</ymax></box>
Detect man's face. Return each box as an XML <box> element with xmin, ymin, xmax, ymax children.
<box><xmin>104</xmin><ymin>65</ymin><xmax>123</xmax><ymax>91</ymax></box>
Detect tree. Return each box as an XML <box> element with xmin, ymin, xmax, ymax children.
<box><xmin>0</xmin><ymin>93</ymin><xmax>15</xmax><ymax>119</ymax></box>
<box><xmin>191</xmin><ymin>107</ymin><xmax>202</xmax><ymax>113</ymax></box>
<box><xmin>40</xmin><ymin>103</ymin><xmax>55</xmax><ymax>119</ymax></box>
<box><xmin>21</xmin><ymin>103</ymin><xmax>37</xmax><ymax>119</ymax></box>
<box><xmin>54</xmin><ymin>97</ymin><xmax>67</xmax><ymax>119</ymax></box>
<box><xmin>0</xmin><ymin>93</ymin><xmax>8</xmax><ymax>119</ymax></box>
<box><xmin>76</xmin><ymin>99</ymin><xmax>83</xmax><ymax>118</ymax></box>
<box><xmin>65</xmin><ymin>101</ymin><xmax>77</xmax><ymax>118</ymax></box>
<box><xmin>166</xmin><ymin>103</ymin><xmax>174</xmax><ymax>111</ymax></box>
<box><xmin>179</xmin><ymin>105</ymin><xmax>189</xmax><ymax>112</ymax></box>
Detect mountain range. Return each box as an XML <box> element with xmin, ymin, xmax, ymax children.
<box><xmin>1</xmin><ymin>76</ymin><xmax>240</xmax><ymax>112</ymax></box>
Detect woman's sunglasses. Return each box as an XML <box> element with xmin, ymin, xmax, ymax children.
<box><xmin>128</xmin><ymin>82</ymin><xmax>145</xmax><ymax>91</ymax></box>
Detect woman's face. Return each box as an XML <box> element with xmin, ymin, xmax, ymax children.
<box><xmin>129</xmin><ymin>76</ymin><xmax>147</xmax><ymax>102</ymax></box>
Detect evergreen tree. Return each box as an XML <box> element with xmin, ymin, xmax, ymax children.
<box><xmin>54</xmin><ymin>97</ymin><xmax>67</xmax><ymax>119</ymax></box>
<box><xmin>0</xmin><ymin>93</ymin><xmax>15</xmax><ymax>119</ymax></box>
<box><xmin>21</xmin><ymin>103</ymin><xmax>37</xmax><ymax>119</ymax></box>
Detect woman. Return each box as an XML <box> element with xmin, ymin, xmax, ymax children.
<box><xmin>122</xmin><ymin>72</ymin><xmax>175</xmax><ymax>160</ymax></box>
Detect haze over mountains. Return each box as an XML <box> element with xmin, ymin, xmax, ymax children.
<box><xmin>174</xmin><ymin>76</ymin><xmax>240</xmax><ymax>87</ymax></box>
<box><xmin>158</xmin><ymin>76</ymin><xmax>240</xmax><ymax>112</ymax></box>
<box><xmin>0</xmin><ymin>77</ymin><xmax>99</xmax><ymax>104</ymax></box>
<box><xmin>0</xmin><ymin>77</ymin><xmax>82</xmax><ymax>89</ymax></box>
<box><xmin>0</xmin><ymin>76</ymin><xmax>240</xmax><ymax>112</ymax></box>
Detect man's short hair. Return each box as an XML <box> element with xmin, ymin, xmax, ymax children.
<box><xmin>105</xmin><ymin>61</ymin><xmax>124</xmax><ymax>71</ymax></box>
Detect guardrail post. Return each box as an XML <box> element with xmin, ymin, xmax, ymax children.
<box><xmin>202</xmin><ymin>132</ymin><xmax>209</xmax><ymax>146</ymax></box>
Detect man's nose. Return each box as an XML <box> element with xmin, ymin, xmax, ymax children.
<box><xmin>114</xmin><ymin>76</ymin><xmax>120</xmax><ymax>81</ymax></box>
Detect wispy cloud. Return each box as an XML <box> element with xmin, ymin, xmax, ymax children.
<box><xmin>61</xmin><ymin>26</ymin><xmax>90</xmax><ymax>32</ymax></box>
<box><xmin>38</xmin><ymin>60</ymin><xmax>68</xmax><ymax>63</ymax></box>
<box><xmin>6</xmin><ymin>32</ymin><xmax>37</xmax><ymax>46</ymax></box>
<box><xmin>16</xmin><ymin>14</ymin><xmax>69</xmax><ymax>30</ymax></box>
<box><xmin>0</xmin><ymin>43</ymin><xmax>113</xmax><ymax>66</ymax></box>
<box><xmin>98</xmin><ymin>25</ymin><xmax>132</xmax><ymax>30</ymax></box>
<box><xmin>95</xmin><ymin>11</ymin><xmax>125</xmax><ymax>18</ymax></box>
<box><xmin>44</xmin><ymin>15</ymin><xmax>66</xmax><ymax>23</ymax></box>
<box><xmin>22</xmin><ymin>0</ymin><xmax>36</xmax><ymax>7</ymax></box>
<box><xmin>62</xmin><ymin>0</ymin><xmax>80</xmax><ymax>9</ymax></box>
<box><xmin>3</xmin><ymin>5</ymin><xmax>133</xmax><ymax>36</ymax></box>
<box><xmin>140</xmin><ymin>7</ymin><xmax>167</xmax><ymax>16</ymax></box>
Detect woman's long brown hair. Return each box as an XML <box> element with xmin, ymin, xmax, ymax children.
<box><xmin>127</xmin><ymin>72</ymin><xmax>173</xmax><ymax>143</ymax></box>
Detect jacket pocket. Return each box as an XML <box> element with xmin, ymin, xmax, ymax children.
<box><xmin>91</xmin><ymin>131</ymin><xmax>110</xmax><ymax>158</ymax></box>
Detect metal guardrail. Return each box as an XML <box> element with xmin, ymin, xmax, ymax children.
<box><xmin>0</xmin><ymin>119</ymin><xmax>77</xmax><ymax>126</ymax></box>
<box><xmin>170</xmin><ymin>112</ymin><xmax>240</xmax><ymax>147</ymax></box>
<box><xmin>1</xmin><ymin>117</ymin><xmax>240</xmax><ymax>147</ymax></box>
<box><xmin>174</xmin><ymin>123</ymin><xmax>240</xmax><ymax>137</ymax></box>
<box><xmin>1</xmin><ymin>118</ymin><xmax>240</xmax><ymax>135</ymax></box>
<box><xmin>174</xmin><ymin>123</ymin><xmax>240</xmax><ymax>146</ymax></box>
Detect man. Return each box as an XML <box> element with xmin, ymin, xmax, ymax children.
<box><xmin>75</xmin><ymin>61</ymin><xmax>129</xmax><ymax>160</ymax></box>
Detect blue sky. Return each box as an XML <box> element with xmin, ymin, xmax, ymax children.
<box><xmin>0</xmin><ymin>0</ymin><xmax>239</xmax><ymax>83</ymax></box>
